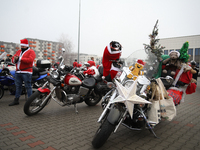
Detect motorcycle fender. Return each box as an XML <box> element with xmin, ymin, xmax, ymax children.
<box><xmin>38</xmin><ymin>87</ymin><xmax>51</xmax><ymax>94</ymax></box>
<box><xmin>107</xmin><ymin>105</ymin><xmax>123</xmax><ymax>126</ymax></box>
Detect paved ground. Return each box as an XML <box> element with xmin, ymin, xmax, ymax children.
<box><xmin>0</xmin><ymin>78</ymin><xmax>200</xmax><ymax>150</ymax></box>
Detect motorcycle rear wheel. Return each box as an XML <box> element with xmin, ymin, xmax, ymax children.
<box><xmin>92</xmin><ymin>119</ymin><xmax>115</xmax><ymax>148</ymax></box>
<box><xmin>0</xmin><ymin>87</ymin><xmax>4</xmax><ymax>99</ymax></box>
<box><xmin>24</xmin><ymin>91</ymin><xmax>50</xmax><ymax>116</ymax></box>
<box><xmin>85</xmin><ymin>91</ymin><xmax>101</xmax><ymax>106</ymax></box>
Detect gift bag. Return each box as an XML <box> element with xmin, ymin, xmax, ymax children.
<box><xmin>147</xmin><ymin>88</ymin><xmax>161</xmax><ymax>124</ymax></box>
<box><xmin>157</xmin><ymin>78</ymin><xmax>176</xmax><ymax>121</ymax></box>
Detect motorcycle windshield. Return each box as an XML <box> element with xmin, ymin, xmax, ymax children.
<box><xmin>0</xmin><ymin>52</ymin><xmax>7</xmax><ymax>61</ymax></box>
<box><xmin>124</xmin><ymin>49</ymin><xmax>159</xmax><ymax>79</ymax></box>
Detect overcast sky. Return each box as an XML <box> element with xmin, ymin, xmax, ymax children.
<box><xmin>0</xmin><ymin>0</ymin><xmax>200</xmax><ymax>58</ymax></box>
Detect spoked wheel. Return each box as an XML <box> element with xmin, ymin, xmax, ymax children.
<box><xmin>92</xmin><ymin>119</ymin><xmax>115</xmax><ymax>148</ymax></box>
<box><xmin>85</xmin><ymin>90</ymin><xmax>102</xmax><ymax>106</ymax></box>
<box><xmin>0</xmin><ymin>87</ymin><xmax>4</xmax><ymax>99</ymax></box>
<box><xmin>24</xmin><ymin>90</ymin><xmax>50</xmax><ymax>116</ymax></box>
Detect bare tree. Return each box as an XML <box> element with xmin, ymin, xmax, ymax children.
<box><xmin>58</xmin><ymin>34</ymin><xmax>76</xmax><ymax>65</ymax></box>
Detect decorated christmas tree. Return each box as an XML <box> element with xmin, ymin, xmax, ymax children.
<box><xmin>143</xmin><ymin>20</ymin><xmax>166</xmax><ymax>78</ymax></box>
<box><xmin>144</xmin><ymin>20</ymin><xmax>165</xmax><ymax>61</ymax></box>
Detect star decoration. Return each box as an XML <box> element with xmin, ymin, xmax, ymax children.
<box><xmin>111</xmin><ymin>78</ymin><xmax>151</xmax><ymax>118</ymax></box>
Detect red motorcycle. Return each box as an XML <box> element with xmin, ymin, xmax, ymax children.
<box><xmin>24</xmin><ymin>52</ymin><xmax>109</xmax><ymax>116</ymax></box>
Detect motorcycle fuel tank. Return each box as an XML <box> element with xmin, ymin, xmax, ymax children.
<box><xmin>64</xmin><ymin>74</ymin><xmax>82</xmax><ymax>86</ymax></box>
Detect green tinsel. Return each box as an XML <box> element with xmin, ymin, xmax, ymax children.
<box><xmin>179</xmin><ymin>41</ymin><xmax>189</xmax><ymax>63</ymax></box>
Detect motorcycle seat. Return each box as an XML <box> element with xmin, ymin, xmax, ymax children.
<box><xmin>32</xmin><ymin>75</ymin><xmax>39</xmax><ymax>80</ymax></box>
<box><xmin>39</xmin><ymin>71</ymin><xmax>48</xmax><ymax>75</ymax></box>
<box><xmin>33</xmin><ymin>66</ymin><xmax>47</xmax><ymax>75</ymax></box>
<box><xmin>82</xmin><ymin>77</ymin><xmax>96</xmax><ymax>88</ymax></box>
<box><xmin>98</xmin><ymin>66</ymin><xmax>103</xmax><ymax>75</ymax></box>
<box><xmin>97</xmin><ymin>66</ymin><xmax>112</xmax><ymax>82</ymax></box>
<box><xmin>95</xmin><ymin>75</ymin><xmax>102</xmax><ymax>82</ymax></box>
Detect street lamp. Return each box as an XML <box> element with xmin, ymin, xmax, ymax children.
<box><xmin>77</xmin><ymin>0</ymin><xmax>81</xmax><ymax>63</ymax></box>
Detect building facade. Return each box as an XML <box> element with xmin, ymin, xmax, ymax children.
<box><xmin>26</xmin><ymin>38</ymin><xmax>64</xmax><ymax>64</ymax></box>
<box><xmin>0</xmin><ymin>41</ymin><xmax>20</xmax><ymax>57</ymax></box>
<box><xmin>158</xmin><ymin>34</ymin><xmax>200</xmax><ymax>65</ymax></box>
<box><xmin>78</xmin><ymin>53</ymin><xmax>102</xmax><ymax>66</ymax></box>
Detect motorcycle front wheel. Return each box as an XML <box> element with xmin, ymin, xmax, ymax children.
<box><xmin>92</xmin><ymin>119</ymin><xmax>115</xmax><ymax>148</ymax></box>
<box><xmin>24</xmin><ymin>90</ymin><xmax>50</xmax><ymax>116</ymax></box>
<box><xmin>85</xmin><ymin>91</ymin><xmax>101</xmax><ymax>106</ymax></box>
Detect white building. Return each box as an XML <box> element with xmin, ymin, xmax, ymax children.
<box><xmin>158</xmin><ymin>34</ymin><xmax>200</xmax><ymax>65</ymax></box>
<box><xmin>75</xmin><ymin>53</ymin><xmax>102</xmax><ymax>66</ymax></box>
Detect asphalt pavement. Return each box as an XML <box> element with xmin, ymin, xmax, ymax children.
<box><xmin>0</xmin><ymin>78</ymin><xmax>200</xmax><ymax>150</ymax></box>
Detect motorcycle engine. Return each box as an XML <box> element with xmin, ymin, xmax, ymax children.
<box><xmin>55</xmin><ymin>86</ymin><xmax>89</xmax><ymax>104</ymax></box>
<box><xmin>63</xmin><ymin>85</ymin><xmax>79</xmax><ymax>94</ymax></box>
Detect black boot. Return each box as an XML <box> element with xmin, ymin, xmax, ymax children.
<box><xmin>9</xmin><ymin>98</ymin><xmax>19</xmax><ymax>106</ymax></box>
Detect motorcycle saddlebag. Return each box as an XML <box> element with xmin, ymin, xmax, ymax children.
<box><xmin>36</xmin><ymin>60</ymin><xmax>51</xmax><ymax>69</ymax></box>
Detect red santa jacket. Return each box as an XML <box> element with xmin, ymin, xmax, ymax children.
<box><xmin>73</xmin><ymin>61</ymin><xmax>78</xmax><ymax>67</ymax></box>
<box><xmin>174</xmin><ymin>69</ymin><xmax>196</xmax><ymax>94</ymax></box>
<box><xmin>12</xmin><ymin>48</ymin><xmax>36</xmax><ymax>74</ymax></box>
<box><xmin>87</xmin><ymin>60</ymin><xmax>96</xmax><ymax>67</ymax></box>
<box><xmin>102</xmin><ymin>44</ymin><xmax>121</xmax><ymax>76</ymax></box>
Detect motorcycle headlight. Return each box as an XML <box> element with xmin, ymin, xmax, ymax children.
<box><xmin>137</xmin><ymin>104</ymin><xmax>145</xmax><ymax>108</ymax></box>
<box><xmin>60</xmin><ymin>65</ymin><xmax>65</xmax><ymax>70</ymax></box>
<box><xmin>60</xmin><ymin>75</ymin><xmax>64</xmax><ymax>81</ymax></box>
<box><xmin>52</xmin><ymin>71</ymin><xmax>59</xmax><ymax>78</ymax></box>
<box><xmin>107</xmin><ymin>82</ymin><xmax>114</xmax><ymax>89</ymax></box>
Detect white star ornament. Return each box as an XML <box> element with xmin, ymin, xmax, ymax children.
<box><xmin>111</xmin><ymin>79</ymin><xmax>151</xmax><ymax>118</ymax></box>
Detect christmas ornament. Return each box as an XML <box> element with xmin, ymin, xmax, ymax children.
<box><xmin>111</xmin><ymin>79</ymin><xmax>151</xmax><ymax>118</ymax></box>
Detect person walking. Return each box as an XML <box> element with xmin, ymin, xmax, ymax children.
<box><xmin>9</xmin><ymin>39</ymin><xmax>36</xmax><ymax>106</ymax></box>
<box><xmin>88</xmin><ymin>57</ymin><xmax>96</xmax><ymax>67</ymax></box>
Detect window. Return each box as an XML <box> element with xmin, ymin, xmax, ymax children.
<box><xmin>164</xmin><ymin>50</ymin><xmax>168</xmax><ymax>55</ymax></box>
<box><xmin>194</xmin><ymin>48</ymin><xmax>200</xmax><ymax>65</ymax></box>
<box><xmin>188</xmin><ymin>49</ymin><xmax>193</xmax><ymax>56</ymax></box>
<box><xmin>176</xmin><ymin>49</ymin><xmax>180</xmax><ymax>52</ymax></box>
<box><xmin>169</xmin><ymin>49</ymin><xmax>174</xmax><ymax>52</ymax></box>
<box><xmin>195</xmin><ymin>48</ymin><xmax>200</xmax><ymax>55</ymax></box>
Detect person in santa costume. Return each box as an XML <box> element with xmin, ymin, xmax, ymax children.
<box><xmin>102</xmin><ymin>41</ymin><xmax>122</xmax><ymax>80</ymax></box>
<box><xmin>87</xmin><ymin>57</ymin><xmax>96</xmax><ymax>67</ymax></box>
<box><xmin>73</xmin><ymin>59</ymin><xmax>78</xmax><ymax>68</ymax></box>
<box><xmin>9</xmin><ymin>39</ymin><xmax>36</xmax><ymax>106</ymax></box>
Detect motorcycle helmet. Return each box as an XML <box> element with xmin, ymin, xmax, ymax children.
<box><xmin>190</xmin><ymin>60</ymin><xmax>196</xmax><ymax>66</ymax></box>
<box><xmin>110</xmin><ymin>41</ymin><xmax>122</xmax><ymax>51</ymax></box>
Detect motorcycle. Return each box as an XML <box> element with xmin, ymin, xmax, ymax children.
<box><xmin>92</xmin><ymin>49</ymin><xmax>162</xmax><ymax>148</ymax></box>
<box><xmin>0</xmin><ymin>52</ymin><xmax>50</xmax><ymax>99</ymax></box>
<box><xmin>23</xmin><ymin>49</ymin><xmax>110</xmax><ymax>116</ymax></box>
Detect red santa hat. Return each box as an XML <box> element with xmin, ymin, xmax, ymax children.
<box><xmin>137</xmin><ymin>59</ymin><xmax>145</xmax><ymax>66</ymax></box>
<box><xmin>20</xmin><ymin>39</ymin><xmax>29</xmax><ymax>47</ymax></box>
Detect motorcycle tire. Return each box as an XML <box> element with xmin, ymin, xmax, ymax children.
<box><xmin>84</xmin><ymin>91</ymin><xmax>101</xmax><ymax>106</ymax></box>
<box><xmin>92</xmin><ymin>119</ymin><xmax>115</xmax><ymax>148</ymax></box>
<box><xmin>0</xmin><ymin>87</ymin><xmax>4</xmax><ymax>99</ymax></box>
<box><xmin>24</xmin><ymin>90</ymin><xmax>50</xmax><ymax>116</ymax></box>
